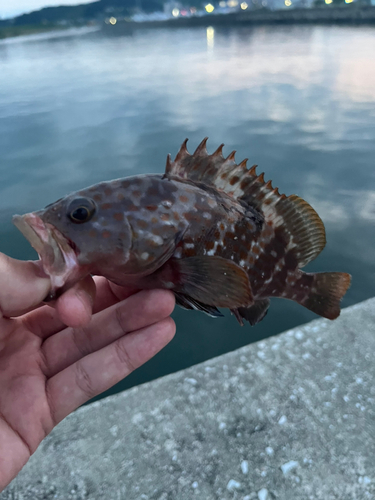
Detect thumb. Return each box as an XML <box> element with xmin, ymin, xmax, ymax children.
<box><xmin>0</xmin><ymin>253</ymin><xmax>51</xmax><ymax>318</ymax></box>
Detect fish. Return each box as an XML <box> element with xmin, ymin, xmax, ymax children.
<box><xmin>13</xmin><ymin>138</ymin><xmax>351</xmax><ymax>326</ymax></box>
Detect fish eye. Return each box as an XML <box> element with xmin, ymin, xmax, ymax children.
<box><xmin>68</xmin><ymin>198</ymin><xmax>96</xmax><ymax>224</ymax></box>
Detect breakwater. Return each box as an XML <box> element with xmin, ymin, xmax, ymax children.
<box><xmin>2</xmin><ymin>297</ymin><xmax>375</xmax><ymax>499</ymax></box>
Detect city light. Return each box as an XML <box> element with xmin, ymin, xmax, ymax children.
<box><xmin>227</xmin><ymin>0</ymin><xmax>238</xmax><ymax>6</ymax></box>
<box><xmin>325</xmin><ymin>0</ymin><xmax>333</xmax><ymax>3</ymax></box>
<box><xmin>172</xmin><ymin>8</ymin><xmax>180</xmax><ymax>16</ymax></box>
<box><xmin>205</xmin><ymin>3</ymin><xmax>215</xmax><ymax>12</ymax></box>
<box><xmin>241</xmin><ymin>2</ymin><xmax>248</xmax><ymax>8</ymax></box>
<box><xmin>109</xmin><ymin>17</ymin><xmax>117</xmax><ymax>25</ymax></box>
<box><xmin>219</xmin><ymin>0</ymin><xmax>226</xmax><ymax>6</ymax></box>
<box><xmin>285</xmin><ymin>0</ymin><xmax>292</xmax><ymax>5</ymax></box>
<box><xmin>345</xmin><ymin>0</ymin><xmax>353</xmax><ymax>3</ymax></box>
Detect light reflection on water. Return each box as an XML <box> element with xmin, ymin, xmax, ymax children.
<box><xmin>0</xmin><ymin>25</ymin><xmax>374</xmax><ymax>397</ymax></box>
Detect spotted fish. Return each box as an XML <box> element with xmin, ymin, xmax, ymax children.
<box><xmin>13</xmin><ymin>139</ymin><xmax>351</xmax><ymax>326</ymax></box>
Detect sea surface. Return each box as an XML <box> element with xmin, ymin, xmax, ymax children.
<box><xmin>1</xmin><ymin>24</ymin><xmax>374</xmax><ymax>397</ymax></box>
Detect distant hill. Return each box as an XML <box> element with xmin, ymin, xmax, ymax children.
<box><xmin>0</xmin><ymin>0</ymin><xmax>165</xmax><ymax>27</ymax></box>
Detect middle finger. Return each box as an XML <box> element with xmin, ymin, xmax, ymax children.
<box><xmin>23</xmin><ymin>276</ymin><xmax>136</xmax><ymax>339</ymax></box>
<box><xmin>41</xmin><ymin>289</ymin><xmax>175</xmax><ymax>378</ymax></box>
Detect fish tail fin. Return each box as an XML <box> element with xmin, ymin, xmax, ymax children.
<box><xmin>295</xmin><ymin>271</ymin><xmax>351</xmax><ymax>319</ymax></box>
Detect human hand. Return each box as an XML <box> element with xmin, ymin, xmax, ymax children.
<box><xmin>0</xmin><ymin>253</ymin><xmax>175</xmax><ymax>491</ymax></box>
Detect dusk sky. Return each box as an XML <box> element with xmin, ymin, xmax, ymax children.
<box><xmin>0</xmin><ymin>0</ymin><xmax>93</xmax><ymax>19</ymax></box>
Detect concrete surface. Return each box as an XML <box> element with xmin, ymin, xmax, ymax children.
<box><xmin>2</xmin><ymin>298</ymin><xmax>375</xmax><ymax>500</ymax></box>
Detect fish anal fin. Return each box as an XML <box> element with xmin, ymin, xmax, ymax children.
<box><xmin>231</xmin><ymin>298</ymin><xmax>270</xmax><ymax>327</ymax></box>
<box><xmin>174</xmin><ymin>256</ymin><xmax>253</xmax><ymax>309</ymax></box>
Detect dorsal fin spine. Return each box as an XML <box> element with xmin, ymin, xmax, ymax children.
<box><xmin>194</xmin><ymin>137</ymin><xmax>208</xmax><ymax>156</ymax></box>
<box><xmin>174</xmin><ymin>139</ymin><xmax>189</xmax><ymax>162</ymax></box>
<box><xmin>165</xmin><ymin>154</ymin><xmax>172</xmax><ymax>175</ymax></box>
<box><xmin>257</xmin><ymin>172</ymin><xmax>265</xmax><ymax>183</ymax></box>
<box><xmin>213</xmin><ymin>144</ymin><xmax>224</xmax><ymax>157</ymax></box>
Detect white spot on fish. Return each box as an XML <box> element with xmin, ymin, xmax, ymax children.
<box><xmin>203</xmin><ymin>212</ymin><xmax>212</xmax><ymax>219</ymax></box>
<box><xmin>150</xmin><ymin>235</ymin><xmax>163</xmax><ymax>246</ymax></box>
<box><xmin>161</xmin><ymin>200</ymin><xmax>172</xmax><ymax>208</ymax></box>
<box><xmin>185</xmin><ymin>242</ymin><xmax>195</xmax><ymax>249</ymax></box>
<box><xmin>174</xmin><ymin>247</ymin><xmax>182</xmax><ymax>258</ymax></box>
<box><xmin>240</xmin><ymin>259</ymin><xmax>246</xmax><ymax>267</ymax></box>
<box><xmin>286</xmin><ymin>238</ymin><xmax>297</xmax><ymax>250</ymax></box>
<box><xmin>271</xmin><ymin>250</ymin><xmax>277</xmax><ymax>258</ymax></box>
<box><xmin>207</xmin><ymin>249</ymin><xmax>215</xmax><ymax>256</ymax></box>
<box><xmin>141</xmin><ymin>252</ymin><xmax>149</xmax><ymax>260</ymax></box>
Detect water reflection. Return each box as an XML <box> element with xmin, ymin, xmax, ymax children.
<box><xmin>206</xmin><ymin>26</ymin><xmax>214</xmax><ymax>50</ymax></box>
<box><xmin>0</xmin><ymin>24</ymin><xmax>374</xmax><ymax>395</ymax></box>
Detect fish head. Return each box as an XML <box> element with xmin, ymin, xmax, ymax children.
<box><xmin>13</xmin><ymin>183</ymin><xmax>133</xmax><ymax>294</ymax></box>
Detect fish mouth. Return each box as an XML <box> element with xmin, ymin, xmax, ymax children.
<box><xmin>13</xmin><ymin>213</ymin><xmax>80</xmax><ymax>295</ymax></box>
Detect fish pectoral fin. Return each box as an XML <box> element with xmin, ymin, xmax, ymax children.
<box><xmin>231</xmin><ymin>298</ymin><xmax>270</xmax><ymax>327</ymax></box>
<box><xmin>174</xmin><ymin>256</ymin><xmax>253</xmax><ymax>309</ymax></box>
<box><xmin>175</xmin><ymin>293</ymin><xmax>224</xmax><ymax>318</ymax></box>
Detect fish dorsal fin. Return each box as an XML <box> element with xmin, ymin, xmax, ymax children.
<box><xmin>165</xmin><ymin>138</ymin><xmax>326</xmax><ymax>267</ymax></box>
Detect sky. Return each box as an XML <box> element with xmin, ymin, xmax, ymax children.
<box><xmin>0</xmin><ymin>0</ymin><xmax>93</xmax><ymax>19</ymax></box>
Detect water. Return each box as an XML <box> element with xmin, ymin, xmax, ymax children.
<box><xmin>1</xmin><ymin>24</ymin><xmax>374</xmax><ymax>398</ymax></box>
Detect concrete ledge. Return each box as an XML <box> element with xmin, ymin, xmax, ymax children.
<box><xmin>2</xmin><ymin>298</ymin><xmax>375</xmax><ymax>500</ymax></box>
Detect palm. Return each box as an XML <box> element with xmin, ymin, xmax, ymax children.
<box><xmin>0</xmin><ymin>322</ymin><xmax>50</xmax><ymax>466</ymax></box>
<box><xmin>0</xmin><ymin>259</ymin><xmax>175</xmax><ymax>492</ymax></box>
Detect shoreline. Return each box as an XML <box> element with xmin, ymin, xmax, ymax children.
<box><xmin>103</xmin><ymin>5</ymin><xmax>375</xmax><ymax>32</ymax></box>
<box><xmin>0</xmin><ymin>24</ymin><xmax>65</xmax><ymax>40</ymax></box>
<box><xmin>2</xmin><ymin>5</ymin><xmax>375</xmax><ymax>40</ymax></box>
